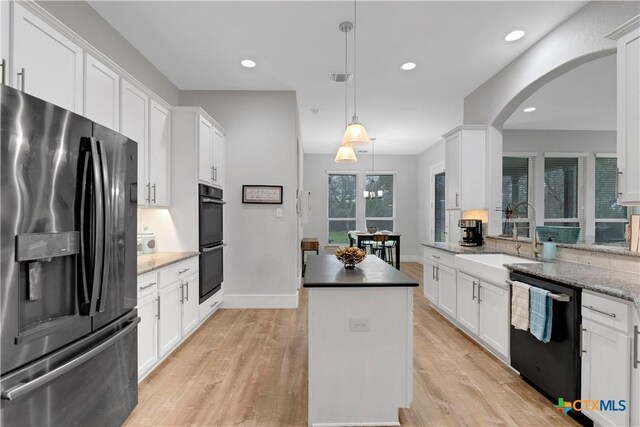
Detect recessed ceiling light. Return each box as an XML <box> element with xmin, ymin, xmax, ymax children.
<box><xmin>523</xmin><ymin>107</ymin><xmax>536</xmax><ymax>112</ymax></box>
<box><xmin>400</xmin><ymin>62</ymin><xmax>416</xmax><ymax>71</ymax></box>
<box><xmin>241</xmin><ymin>59</ymin><xmax>256</xmax><ymax>68</ymax></box>
<box><xmin>505</xmin><ymin>30</ymin><xmax>525</xmax><ymax>42</ymax></box>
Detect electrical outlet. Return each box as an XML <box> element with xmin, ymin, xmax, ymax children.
<box><xmin>349</xmin><ymin>318</ymin><xmax>369</xmax><ymax>332</ymax></box>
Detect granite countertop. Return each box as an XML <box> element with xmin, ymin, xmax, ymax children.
<box><xmin>487</xmin><ymin>235</ymin><xmax>640</xmax><ymax>258</ymax></box>
<box><xmin>303</xmin><ymin>255</ymin><xmax>418</xmax><ymax>288</ymax></box>
<box><xmin>421</xmin><ymin>242</ymin><xmax>501</xmax><ymax>255</ymax></box>
<box><xmin>506</xmin><ymin>260</ymin><xmax>640</xmax><ymax>313</ymax></box>
<box><xmin>137</xmin><ymin>252</ymin><xmax>199</xmax><ymax>275</ymax></box>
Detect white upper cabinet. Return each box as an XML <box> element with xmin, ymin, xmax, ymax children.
<box><xmin>445</xmin><ymin>135</ymin><xmax>461</xmax><ymax>209</ymax></box>
<box><xmin>11</xmin><ymin>2</ymin><xmax>83</xmax><ymax>113</ymax></box>
<box><xmin>198</xmin><ymin>116</ymin><xmax>214</xmax><ymax>184</ymax></box>
<box><xmin>611</xmin><ymin>23</ymin><xmax>640</xmax><ymax>205</ymax></box>
<box><xmin>148</xmin><ymin>100</ymin><xmax>171</xmax><ymax>207</ymax></box>
<box><xmin>212</xmin><ymin>129</ymin><xmax>225</xmax><ymax>188</ymax></box>
<box><xmin>120</xmin><ymin>80</ymin><xmax>149</xmax><ymax>205</ymax></box>
<box><xmin>84</xmin><ymin>53</ymin><xmax>120</xmax><ymax>130</ymax></box>
<box><xmin>445</xmin><ymin>127</ymin><xmax>486</xmax><ymax>210</ymax></box>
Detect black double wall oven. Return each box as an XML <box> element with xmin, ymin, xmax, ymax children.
<box><xmin>199</xmin><ymin>184</ymin><xmax>225</xmax><ymax>303</ymax></box>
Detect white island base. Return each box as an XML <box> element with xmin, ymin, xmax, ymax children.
<box><xmin>306</xmin><ymin>256</ymin><xmax>416</xmax><ymax>427</ymax></box>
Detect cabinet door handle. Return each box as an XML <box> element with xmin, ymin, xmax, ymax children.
<box><xmin>455</xmin><ymin>193</ymin><xmax>459</xmax><ymax>207</ymax></box>
<box><xmin>615</xmin><ymin>168</ymin><xmax>623</xmax><ymax>197</ymax></box>
<box><xmin>633</xmin><ymin>325</ymin><xmax>639</xmax><ymax>369</ymax></box>
<box><xmin>156</xmin><ymin>297</ymin><xmax>161</xmax><ymax>320</ymax></box>
<box><xmin>139</xmin><ymin>282</ymin><xmax>156</xmax><ymax>290</ymax></box>
<box><xmin>178</xmin><ymin>268</ymin><xmax>190</xmax><ymax>274</ymax></box>
<box><xmin>210</xmin><ymin>301</ymin><xmax>220</xmax><ymax>310</ymax></box>
<box><xmin>583</xmin><ymin>305</ymin><xmax>616</xmax><ymax>318</ymax></box>
<box><xmin>472</xmin><ymin>281</ymin><xmax>476</xmax><ymax>300</ymax></box>
<box><xmin>211</xmin><ymin>166</ymin><xmax>215</xmax><ymax>181</ymax></box>
<box><xmin>580</xmin><ymin>325</ymin><xmax>586</xmax><ymax>356</ymax></box>
<box><xmin>17</xmin><ymin>67</ymin><xmax>25</xmax><ymax>91</ymax></box>
<box><xmin>180</xmin><ymin>282</ymin><xmax>185</xmax><ymax>304</ymax></box>
<box><xmin>152</xmin><ymin>184</ymin><xmax>156</xmax><ymax>203</ymax></box>
<box><xmin>1</xmin><ymin>59</ymin><xmax>6</xmax><ymax>85</ymax></box>
<box><xmin>477</xmin><ymin>283</ymin><xmax>482</xmax><ymax>303</ymax></box>
<box><xmin>186</xmin><ymin>281</ymin><xmax>189</xmax><ymax>301</ymax></box>
<box><xmin>146</xmin><ymin>183</ymin><xmax>150</xmax><ymax>203</ymax></box>
<box><xmin>432</xmin><ymin>255</ymin><xmax>440</xmax><ymax>259</ymax></box>
<box><xmin>436</xmin><ymin>266</ymin><xmax>439</xmax><ymax>281</ymax></box>
<box><xmin>432</xmin><ymin>265</ymin><xmax>436</xmax><ymax>280</ymax></box>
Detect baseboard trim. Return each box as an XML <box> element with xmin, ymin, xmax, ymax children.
<box><xmin>401</xmin><ymin>255</ymin><xmax>421</xmax><ymax>263</ymax></box>
<box><xmin>223</xmin><ymin>292</ymin><xmax>299</xmax><ymax>309</ymax></box>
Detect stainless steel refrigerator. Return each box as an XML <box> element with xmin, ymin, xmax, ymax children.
<box><xmin>0</xmin><ymin>84</ymin><xmax>139</xmax><ymax>426</ymax></box>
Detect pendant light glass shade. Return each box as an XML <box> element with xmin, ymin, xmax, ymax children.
<box><xmin>334</xmin><ymin>145</ymin><xmax>358</xmax><ymax>163</ymax></box>
<box><xmin>341</xmin><ymin>117</ymin><xmax>369</xmax><ymax>147</ymax></box>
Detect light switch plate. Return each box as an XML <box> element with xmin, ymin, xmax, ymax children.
<box><xmin>276</xmin><ymin>208</ymin><xmax>283</xmax><ymax>218</ymax></box>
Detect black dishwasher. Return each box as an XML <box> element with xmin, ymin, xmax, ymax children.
<box><xmin>509</xmin><ymin>272</ymin><xmax>581</xmax><ymax>404</ymax></box>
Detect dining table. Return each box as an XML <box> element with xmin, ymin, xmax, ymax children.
<box><xmin>348</xmin><ymin>231</ymin><xmax>402</xmax><ymax>270</ymax></box>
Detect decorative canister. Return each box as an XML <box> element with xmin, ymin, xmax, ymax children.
<box><xmin>137</xmin><ymin>236</ymin><xmax>143</xmax><ymax>256</ymax></box>
<box><xmin>140</xmin><ymin>227</ymin><xmax>156</xmax><ymax>254</ymax></box>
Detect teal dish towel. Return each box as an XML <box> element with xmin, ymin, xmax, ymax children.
<box><xmin>529</xmin><ymin>287</ymin><xmax>553</xmax><ymax>343</ymax></box>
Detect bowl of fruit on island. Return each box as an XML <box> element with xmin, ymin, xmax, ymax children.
<box><xmin>335</xmin><ymin>246</ymin><xmax>366</xmax><ymax>269</ymax></box>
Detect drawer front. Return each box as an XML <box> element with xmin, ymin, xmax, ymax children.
<box><xmin>582</xmin><ymin>291</ymin><xmax>631</xmax><ymax>333</ymax></box>
<box><xmin>137</xmin><ymin>271</ymin><xmax>158</xmax><ymax>298</ymax></box>
<box><xmin>199</xmin><ymin>290</ymin><xmax>223</xmax><ymax>322</ymax></box>
<box><xmin>423</xmin><ymin>247</ymin><xmax>455</xmax><ymax>268</ymax></box>
<box><xmin>160</xmin><ymin>257</ymin><xmax>199</xmax><ymax>288</ymax></box>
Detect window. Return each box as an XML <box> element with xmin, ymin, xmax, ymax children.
<box><xmin>328</xmin><ymin>174</ymin><xmax>357</xmax><ymax>244</ymax></box>
<box><xmin>595</xmin><ymin>157</ymin><xmax>627</xmax><ymax>243</ymax></box>
<box><xmin>434</xmin><ymin>172</ymin><xmax>446</xmax><ymax>242</ymax></box>
<box><xmin>365</xmin><ymin>174</ymin><xmax>394</xmax><ymax>231</ymax></box>
<box><xmin>544</xmin><ymin>157</ymin><xmax>582</xmax><ymax>231</ymax></box>
<box><xmin>502</xmin><ymin>157</ymin><xmax>531</xmax><ymax>237</ymax></box>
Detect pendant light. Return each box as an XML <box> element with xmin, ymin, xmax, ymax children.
<box><xmin>363</xmin><ymin>137</ymin><xmax>383</xmax><ymax>199</ymax></box>
<box><xmin>342</xmin><ymin>0</ymin><xmax>369</xmax><ymax>148</ymax></box>
<box><xmin>334</xmin><ymin>21</ymin><xmax>357</xmax><ymax>163</ymax></box>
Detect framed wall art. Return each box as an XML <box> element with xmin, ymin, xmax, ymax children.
<box><xmin>242</xmin><ymin>185</ymin><xmax>283</xmax><ymax>204</ymax></box>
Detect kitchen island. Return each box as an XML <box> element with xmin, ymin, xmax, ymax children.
<box><xmin>304</xmin><ymin>255</ymin><xmax>418</xmax><ymax>426</ymax></box>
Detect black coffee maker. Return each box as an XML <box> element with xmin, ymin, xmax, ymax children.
<box><xmin>458</xmin><ymin>219</ymin><xmax>483</xmax><ymax>247</ymax></box>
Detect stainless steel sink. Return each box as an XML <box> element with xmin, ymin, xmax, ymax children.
<box><xmin>455</xmin><ymin>254</ymin><xmax>541</xmax><ymax>286</ymax></box>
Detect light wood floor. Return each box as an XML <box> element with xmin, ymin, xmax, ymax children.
<box><xmin>125</xmin><ymin>262</ymin><xmax>579</xmax><ymax>427</ymax></box>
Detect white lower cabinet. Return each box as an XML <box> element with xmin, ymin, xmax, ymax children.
<box><xmin>137</xmin><ymin>257</ymin><xmax>220</xmax><ymax>382</ymax></box>
<box><xmin>580</xmin><ymin>292</ymin><xmax>633</xmax><ymax>427</ymax></box>
<box><xmin>478</xmin><ymin>282</ymin><xmax>509</xmax><ymax>358</ymax></box>
<box><xmin>456</xmin><ymin>272</ymin><xmax>479</xmax><ymax>335</ymax></box>
<box><xmin>423</xmin><ymin>258</ymin><xmax>438</xmax><ymax>304</ymax></box>
<box><xmin>436</xmin><ymin>265</ymin><xmax>456</xmax><ymax>319</ymax></box>
<box><xmin>455</xmin><ymin>271</ymin><xmax>510</xmax><ymax>360</ymax></box>
<box><xmin>158</xmin><ymin>279</ymin><xmax>183</xmax><ymax>357</ymax></box>
<box><xmin>137</xmin><ymin>290</ymin><xmax>158</xmax><ymax>379</ymax></box>
<box><xmin>181</xmin><ymin>273</ymin><xmax>200</xmax><ymax>336</ymax></box>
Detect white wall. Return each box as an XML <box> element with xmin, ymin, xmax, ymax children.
<box><xmin>504</xmin><ymin>129</ymin><xmax>616</xmax><ymax>153</ymax></box>
<box><xmin>416</xmin><ymin>140</ymin><xmax>446</xmax><ymax>246</ymax></box>
<box><xmin>302</xmin><ymin>154</ymin><xmax>420</xmax><ymax>261</ymax></box>
<box><xmin>179</xmin><ymin>90</ymin><xmax>299</xmax><ymax>308</ymax></box>
<box><xmin>464</xmin><ymin>1</ymin><xmax>639</xmax><ymax>125</ymax></box>
<box><xmin>37</xmin><ymin>0</ymin><xmax>180</xmax><ymax>105</ymax></box>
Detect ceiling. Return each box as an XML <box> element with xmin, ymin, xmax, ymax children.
<box><xmin>504</xmin><ymin>54</ymin><xmax>616</xmax><ymax>131</ymax></box>
<box><xmin>89</xmin><ymin>1</ymin><xmax>587</xmax><ymax>154</ymax></box>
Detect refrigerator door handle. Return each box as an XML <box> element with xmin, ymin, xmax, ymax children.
<box><xmin>97</xmin><ymin>139</ymin><xmax>111</xmax><ymax>313</ymax></box>
<box><xmin>83</xmin><ymin>137</ymin><xmax>105</xmax><ymax>316</ymax></box>
<box><xmin>0</xmin><ymin>317</ymin><xmax>140</xmax><ymax>401</ymax></box>
<box><xmin>78</xmin><ymin>154</ymin><xmax>91</xmax><ymax>307</ymax></box>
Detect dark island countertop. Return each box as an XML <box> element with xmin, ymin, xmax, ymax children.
<box><xmin>303</xmin><ymin>255</ymin><xmax>418</xmax><ymax>288</ymax></box>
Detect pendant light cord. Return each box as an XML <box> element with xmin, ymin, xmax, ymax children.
<box><xmin>345</xmin><ymin>25</ymin><xmax>348</xmax><ymax>129</ymax></box>
<box><xmin>353</xmin><ymin>0</ymin><xmax>357</xmax><ymax>119</ymax></box>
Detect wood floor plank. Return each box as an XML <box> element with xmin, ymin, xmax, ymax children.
<box><xmin>125</xmin><ymin>262</ymin><xmax>578</xmax><ymax>427</ymax></box>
